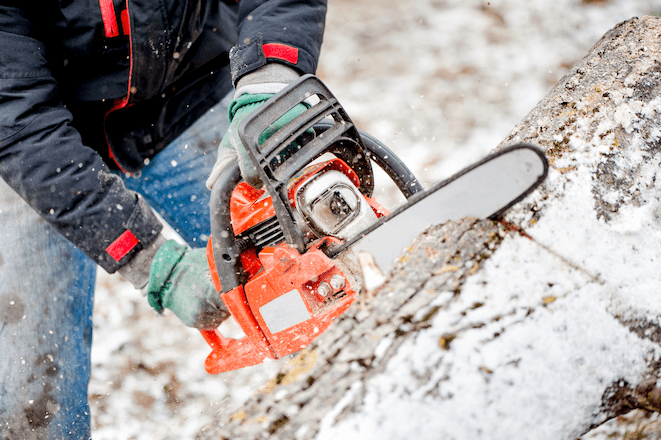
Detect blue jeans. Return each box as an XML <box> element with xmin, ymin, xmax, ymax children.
<box><xmin>0</xmin><ymin>93</ymin><xmax>230</xmax><ymax>439</ymax></box>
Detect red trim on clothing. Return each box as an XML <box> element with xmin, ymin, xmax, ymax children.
<box><xmin>107</xmin><ymin>230</ymin><xmax>139</xmax><ymax>261</ymax></box>
<box><xmin>98</xmin><ymin>0</ymin><xmax>120</xmax><ymax>38</ymax></box>
<box><xmin>120</xmin><ymin>9</ymin><xmax>130</xmax><ymax>36</ymax></box>
<box><xmin>263</xmin><ymin>43</ymin><xmax>299</xmax><ymax>64</ymax></box>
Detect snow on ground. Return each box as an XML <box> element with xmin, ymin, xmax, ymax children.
<box><xmin>90</xmin><ymin>0</ymin><xmax>661</xmax><ymax>438</ymax></box>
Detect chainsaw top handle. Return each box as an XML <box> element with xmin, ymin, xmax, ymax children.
<box><xmin>210</xmin><ymin>74</ymin><xmax>423</xmax><ymax>293</ymax></box>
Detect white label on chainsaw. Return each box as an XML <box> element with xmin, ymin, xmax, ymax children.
<box><xmin>259</xmin><ymin>289</ymin><xmax>311</xmax><ymax>334</ymax></box>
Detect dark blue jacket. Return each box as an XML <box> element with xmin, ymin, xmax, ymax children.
<box><xmin>0</xmin><ymin>0</ymin><xmax>326</xmax><ymax>272</ymax></box>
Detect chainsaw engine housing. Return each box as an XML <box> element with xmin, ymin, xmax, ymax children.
<box><xmin>202</xmin><ymin>158</ymin><xmax>387</xmax><ymax>372</ymax></box>
<box><xmin>232</xmin><ymin>158</ymin><xmax>382</xmax><ymax>253</ymax></box>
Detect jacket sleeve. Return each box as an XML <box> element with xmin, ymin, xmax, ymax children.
<box><xmin>229</xmin><ymin>0</ymin><xmax>327</xmax><ymax>85</ymax></box>
<box><xmin>0</xmin><ymin>5</ymin><xmax>162</xmax><ymax>273</ymax></box>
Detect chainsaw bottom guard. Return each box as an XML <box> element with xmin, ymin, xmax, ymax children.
<box><xmin>200</xmin><ymin>285</ymin><xmax>275</xmax><ymax>374</ymax></box>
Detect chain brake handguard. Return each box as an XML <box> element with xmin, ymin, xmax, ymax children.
<box><xmin>238</xmin><ymin>74</ymin><xmax>375</xmax><ymax>253</ymax></box>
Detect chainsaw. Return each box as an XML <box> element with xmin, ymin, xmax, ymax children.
<box><xmin>201</xmin><ymin>75</ymin><xmax>548</xmax><ymax>374</ymax></box>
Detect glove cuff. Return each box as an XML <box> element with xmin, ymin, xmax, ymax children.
<box><xmin>230</xmin><ymin>64</ymin><xmax>301</xmax><ymax>118</ymax></box>
<box><xmin>233</xmin><ymin>82</ymin><xmax>289</xmax><ymax>100</ymax></box>
<box><xmin>118</xmin><ymin>234</ymin><xmax>168</xmax><ymax>290</ymax></box>
<box><xmin>234</xmin><ymin>63</ymin><xmax>300</xmax><ymax>96</ymax></box>
<box><xmin>147</xmin><ymin>240</ymin><xmax>187</xmax><ymax>312</ymax></box>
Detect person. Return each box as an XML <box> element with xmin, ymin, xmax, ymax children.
<box><xmin>0</xmin><ymin>0</ymin><xmax>326</xmax><ymax>438</ymax></box>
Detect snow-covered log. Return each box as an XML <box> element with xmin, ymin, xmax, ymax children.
<box><xmin>199</xmin><ymin>16</ymin><xmax>661</xmax><ymax>440</ymax></box>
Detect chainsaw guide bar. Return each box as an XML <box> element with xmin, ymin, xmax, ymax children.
<box><xmin>330</xmin><ymin>144</ymin><xmax>548</xmax><ymax>282</ymax></box>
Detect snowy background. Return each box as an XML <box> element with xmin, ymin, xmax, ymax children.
<box><xmin>90</xmin><ymin>0</ymin><xmax>661</xmax><ymax>438</ymax></box>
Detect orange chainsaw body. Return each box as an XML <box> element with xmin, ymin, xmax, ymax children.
<box><xmin>201</xmin><ymin>158</ymin><xmax>386</xmax><ymax>374</ymax></box>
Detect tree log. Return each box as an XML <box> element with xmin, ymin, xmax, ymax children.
<box><xmin>199</xmin><ymin>16</ymin><xmax>661</xmax><ymax>439</ymax></box>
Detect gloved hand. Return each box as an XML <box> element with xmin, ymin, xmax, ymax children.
<box><xmin>206</xmin><ymin>63</ymin><xmax>308</xmax><ymax>189</ymax></box>
<box><xmin>146</xmin><ymin>239</ymin><xmax>228</xmax><ymax>330</ymax></box>
<box><xmin>206</xmin><ymin>93</ymin><xmax>309</xmax><ymax>189</ymax></box>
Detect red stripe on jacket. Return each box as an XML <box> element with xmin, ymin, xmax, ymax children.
<box><xmin>263</xmin><ymin>43</ymin><xmax>299</xmax><ymax>64</ymax></box>
<box><xmin>98</xmin><ymin>0</ymin><xmax>120</xmax><ymax>38</ymax></box>
<box><xmin>106</xmin><ymin>230</ymin><xmax>139</xmax><ymax>261</ymax></box>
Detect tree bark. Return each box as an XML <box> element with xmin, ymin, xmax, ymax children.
<box><xmin>199</xmin><ymin>16</ymin><xmax>661</xmax><ymax>439</ymax></box>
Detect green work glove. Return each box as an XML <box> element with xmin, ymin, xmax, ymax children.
<box><xmin>206</xmin><ymin>93</ymin><xmax>309</xmax><ymax>189</ymax></box>
<box><xmin>147</xmin><ymin>239</ymin><xmax>228</xmax><ymax>330</ymax></box>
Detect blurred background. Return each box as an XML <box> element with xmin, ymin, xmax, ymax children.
<box><xmin>91</xmin><ymin>1</ymin><xmax>661</xmax><ymax>438</ymax></box>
